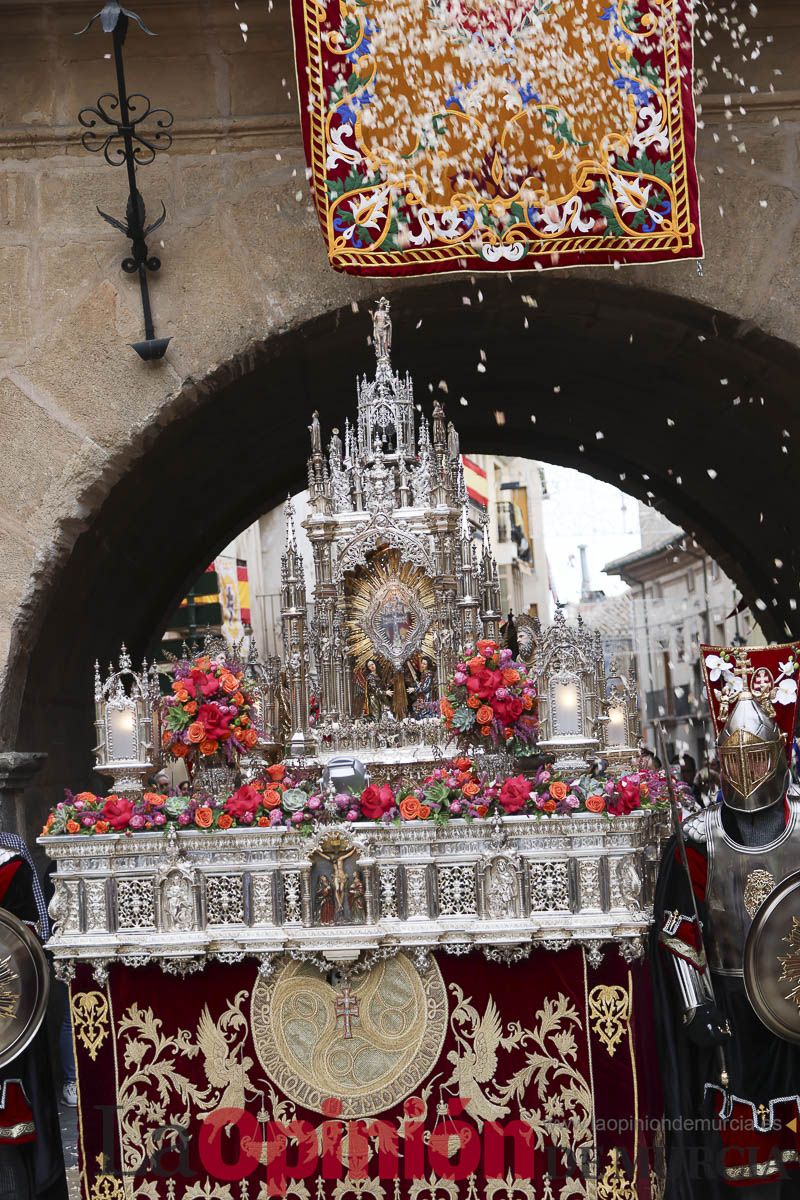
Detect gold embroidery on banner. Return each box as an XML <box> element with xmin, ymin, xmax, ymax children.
<box><xmin>444</xmin><ymin>984</ymin><xmax>594</xmax><ymax>1167</ymax></box>
<box><xmin>743</xmin><ymin>868</ymin><xmax>776</xmax><ymax>919</ymax></box>
<box><xmin>71</xmin><ymin>989</ymin><xmax>110</xmax><ymax>1061</ymax></box>
<box><xmin>300</xmin><ymin>0</ymin><xmax>697</xmax><ymax>269</ymax></box>
<box><xmin>587</xmin><ymin>984</ymin><xmax>631</xmax><ymax>1056</ymax></box>
<box><xmin>484</xmin><ymin>1172</ymin><xmax>537</xmax><ymax>1200</ymax></box>
<box><xmin>88</xmin><ymin>1174</ymin><xmax>126</xmax><ymax>1200</ymax></box>
<box><xmin>332</xmin><ymin>1181</ymin><xmax>386</xmax><ymax>1200</ymax></box>
<box><xmin>182</xmin><ymin>1185</ymin><xmax>235</xmax><ymax>1200</ymax></box>
<box><xmin>115</xmin><ymin>1003</ymin><xmax>215</xmax><ymax>1175</ymax></box>
<box><xmin>597</xmin><ymin>1149</ymin><xmax>637</xmax><ymax>1200</ymax></box>
<box><xmin>251</xmin><ymin>953</ymin><xmax>448</xmax><ymax>1118</ymax></box>
<box><xmin>407</xmin><ymin>1177</ymin><xmax>458</xmax><ymax>1200</ymax></box>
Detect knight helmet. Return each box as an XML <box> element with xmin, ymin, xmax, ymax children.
<box><xmin>718</xmin><ymin>684</ymin><xmax>788</xmax><ymax>812</ymax></box>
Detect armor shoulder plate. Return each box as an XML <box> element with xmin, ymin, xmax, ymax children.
<box><xmin>681</xmin><ymin>810</ymin><xmax>709</xmax><ymax>848</ymax></box>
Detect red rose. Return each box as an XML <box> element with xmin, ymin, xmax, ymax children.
<box><xmin>360</xmin><ymin>784</ymin><xmax>395</xmax><ymax>820</ymax></box>
<box><xmin>225</xmin><ymin>784</ymin><xmax>262</xmax><ymax>819</ymax></box>
<box><xmin>466</xmin><ymin>669</ymin><xmax>501</xmax><ymax>701</ymax></box>
<box><xmin>196</xmin><ymin>702</ymin><xmax>232</xmax><ymax>741</ymax></box>
<box><xmin>102</xmin><ymin>795</ymin><xmax>134</xmax><ymax>830</ymax></box>
<box><xmin>608</xmin><ymin>777</ymin><xmax>642</xmax><ymax>816</ymax></box>
<box><xmin>498</xmin><ymin>775</ymin><xmax>531</xmax><ymax>815</ymax></box>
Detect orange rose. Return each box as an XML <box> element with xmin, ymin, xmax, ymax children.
<box><xmin>143</xmin><ymin>792</ymin><xmax>166</xmax><ymax>808</ymax></box>
<box><xmin>187</xmin><ymin>722</ymin><xmax>205</xmax><ymax>744</ymax></box>
<box><xmin>232</xmin><ymin>692</ymin><xmax>244</xmax><ymax>707</ymax></box>
<box><xmin>475</xmin><ymin>803</ymin><xmax>488</xmax><ymax>818</ymax></box>
<box><xmin>162</xmin><ymin>730</ymin><xmax>172</xmax><ymax>746</ymax></box>
<box><xmin>462</xmin><ymin>779</ymin><xmax>481</xmax><ymax>798</ymax></box>
<box><xmin>418</xmin><ymin>804</ymin><xmax>431</xmax><ymax>819</ymax></box>
<box><xmin>194</xmin><ymin>806</ymin><xmax>213</xmax><ymax>828</ymax></box>
<box><xmin>522</xmin><ymin>695</ymin><xmax>534</xmax><ymax>711</ymax></box>
<box><xmin>217</xmin><ymin>813</ymin><xmax>233</xmax><ymax>830</ymax></box>
<box><xmin>171</xmin><ymin>680</ymin><xmax>186</xmax><ymax>694</ymax></box>
<box><xmin>439</xmin><ymin>698</ymin><xmax>454</xmax><ymax>720</ymax></box>
<box><xmin>502</xmin><ymin>668</ymin><xmax>521</xmax><ymax>685</ymax></box>
<box><xmin>94</xmin><ymin>819</ymin><xmax>110</xmax><ymax>834</ymax></box>
<box><xmin>185</xmin><ymin>700</ymin><xmax>198</xmax><ymax>716</ymax></box>
<box><xmin>41</xmin><ymin>814</ymin><xmax>54</xmax><ymax>835</ymax></box>
<box><xmin>467</xmin><ymin>695</ymin><xmax>481</xmax><ymax>710</ymax></box>
<box><xmin>257</xmin><ymin>816</ymin><xmax>270</xmax><ymax>827</ymax></box>
<box><xmin>640</xmin><ymin>782</ymin><xmax>650</xmax><ymax>799</ymax></box>
<box><xmin>267</xmin><ymin>764</ymin><xmax>286</xmax><ymax>782</ymax></box>
<box><xmin>542</xmin><ymin>799</ymin><xmax>557</xmax><ymax>814</ymax></box>
<box><xmin>196</xmin><ymin>656</ymin><xmax>211</xmax><ymax>672</ymax></box>
<box><xmin>476</xmin><ymin>639</ymin><xmax>498</xmax><ymax>657</ymax></box>
<box><xmin>480</xmin><ymin>725</ymin><xmax>491</xmax><ymax>737</ymax></box>
<box><xmin>220</xmin><ymin>672</ymin><xmax>239</xmax><ymax>694</ymax></box>
<box><xmin>262</xmin><ymin>789</ymin><xmax>281</xmax><ymax>809</ymax></box>
<box><xmin>467</xmin><ymin>655</ymin><xmax>486</xmax><ymax>674</ymax></box>
<box><xmin>172</xmin><ymin>742</ymin><xmax>188</xmax><ymax>758</ymax></box>
<box><xmin>549</xmin><ymin>781</ymin><xmax>569</xmax><ymax>802</ymax></box>
<box><xmin>453</xmin><ymin>757</ymin><xmax>472</xmax><ymax>771</ymax></box>
<box><xmin>399</xmin><ymin>796</ymin><xmax>422</xmax><ymax>820</ymax></box>
<box><xmin>476</xmin><ymin>705</ymin><xmax>494</xmax><ymax>725</ymax></box>
<box><xmin>200</xmin><ymin>738</ymin><xmax>219</xmax><ymax>756</ymax></box>
<box><xmin>66</xmin><ymin>820</ymin><xmax>80</xmax><ymax>834</ymax></box>
<box><xmin>585</xmin><ymin>794</ymin><xmax>606</xmax><ymax>814</ymax></box>
<box><xmin>241</xmin><ymin>728</ymin><xmax>258</xmax><ymax>749</ymax></box>
<box><xmin>75</xmin><ymin>791</ymin><xmax>97</xmax><ymax>804</ymax></box>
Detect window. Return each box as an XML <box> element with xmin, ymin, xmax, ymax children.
<box><xmin>686</xmin><ymin>569</ymin><xmax>695</xmax><ymax>593</ymax></box>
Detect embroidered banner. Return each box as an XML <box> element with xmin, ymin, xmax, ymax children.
<box><xmin>292</xmin><ymin>0</ymin><xmax>702</xmax><ymax>274</ymax></box>
<box><xmin>70</xmin><ymin>949</ymin><xmax>665</xmax><ymax>1199</ymax></box>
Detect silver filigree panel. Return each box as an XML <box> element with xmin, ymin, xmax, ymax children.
<box><xmin>116</xmin><ymin>877</ymin><xmax>156</xmax><ymax>930</ymax></box>
<box><xmin>437</xmin><ymin>865</ymin><xmax>477</xmax><ymax>917</ymax></box>
<box><xmin>529</xmin><ymin>861</ymin><xmax>570</xmax><ymax>912</ymax></box>
<box><xmin>206</xmin><ymin>875</ymin><xmax>245</xmax><ymax>925</ymax></box>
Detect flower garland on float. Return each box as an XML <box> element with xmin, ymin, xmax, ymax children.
<box><xmin>41</xmin><ymin>760</ymin><xmax>689</xmax><ymax>837</ymax></box>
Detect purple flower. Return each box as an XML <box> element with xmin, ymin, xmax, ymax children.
<box><xmin>345</xmin><ymin>808</ymin><xmax>358</xmax><ymax>822</ymax></box>
<box><xmin>336</xmin><ymin>793</ymin><xmax>351</xmax><ymax>810</ymax></box>
<box><xmin>456</xmin><ymin>662</ymin><xmax>467</xmax><ymax>673</ymax></box>
<box><xmin>241</xmin><ymin>812</ymin><xmax>254</xmax><ymax>825</ymax></box>
<box><xmin>450</xmin><ymin>801</ymin><xmax>463</xmax><ymax>815</ymax></box>
<box><xmin>153</xmin><ymin>812</ymin><xmax>166</xmax><ymax>826</ymax></box>
<box><xmin>453</xmin><ymin>672</ymin><xmax>467</xmax><ymax>686</ymax></box>
<box><xmin>291</xmin><ymin>811</ymin><xmax>305</xmax><ymax>824</ymax></box>
<box><xmin>81</xmin><ymin>815</ymin><xmax>94</xmax><ymax>827</ymax></box>
<box><xmin>308</xmin><ymin>796</ymin><xmax>322</xmax><ymax>810</ymax></box>
<box><xmin>178</xmin><ymin>811</ymin><xmax>191</xmax><ymax>826</ymax></box>
<box><xmin>495</xmin><ymin>687</ymin><xmax>509</xmax><ymax>700</ymax></box>
<box><xmin>269</xmin><ymin>810</ymin><xmax>283</xmax><ymax>826</ymax></box>
<box><xmin>130</xmin><ymin>814</ymin><xmax>145</xmax><ymax>829</ymax></box>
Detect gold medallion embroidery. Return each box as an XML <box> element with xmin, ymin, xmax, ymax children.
<box><xmin>251</xmin><ymin>953</ymin><xmax>448</xmax><ymax>1118</ymax></box>
<box><xmin>588</xmin><ymin>984</ymin><xmax>631</xmax><ymax>1057</ymax></box>
<box><xmin>71</xmin><ymin>989</ymin><xmax>110</xmax><ymax>1061</ymax></box>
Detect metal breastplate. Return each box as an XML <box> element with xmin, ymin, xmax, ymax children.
<box><xmin>705</xmin><ymin>799</ymin><xmax>800</xmax><ymax>975</ymax></box>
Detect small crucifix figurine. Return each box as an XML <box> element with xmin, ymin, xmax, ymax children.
<box><xmin>335</xmin><ymin>984</ymin><xmax>360</xmax><ymax>1040</ymax></box>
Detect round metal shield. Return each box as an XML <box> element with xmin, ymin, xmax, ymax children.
<box><xmin>0</xmin><ymin>909</ymin><xmax>49</xmax><ymax>1068</ymax></box>
<box><xmin>745</xmin><ymin>868</ymin><xmax>800</xmax><ymax>1044</ymax></box>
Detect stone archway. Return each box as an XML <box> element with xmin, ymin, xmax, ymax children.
<box><xmin>6</xmin><ymin>275</ymin><xmax>800</xmax><ymax>841</ymax></box>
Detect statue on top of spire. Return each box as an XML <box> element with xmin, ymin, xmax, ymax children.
<box><xmin>373</xmin><ymin>297</ymin><xmax>392</xmax><ymax>361</ymax></box>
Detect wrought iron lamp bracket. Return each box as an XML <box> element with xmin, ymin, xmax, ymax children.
<box><xmin>76</xmin><ymin>2</ymin><xmax>173</xmax><ymax>360</ymax></box>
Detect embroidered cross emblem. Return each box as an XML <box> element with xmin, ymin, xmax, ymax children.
<box><xmin>335</xmin><ymin>984</ymin><xmax>359</xmax><ymax>1040</ymax></box>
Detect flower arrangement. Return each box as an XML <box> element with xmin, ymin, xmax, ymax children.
<box><xmin>41</xmin><ymin>760</ymin><xmax>684</xmax><ymax>838</ymax></box>
<box><xmin>439</xmin><ymin>639</ymin><xmax>537</xmax><ymax>753</ymax></box>
<box><xmin>159</xmin><ymin>652</ymin><xmax>259</xmax><ymax>769</ymax></box>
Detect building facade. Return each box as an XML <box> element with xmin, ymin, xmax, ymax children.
<box><xmin>604</xmin><ymin>505</ymin><xmax>763</xmax><ymax>763</ymax></box>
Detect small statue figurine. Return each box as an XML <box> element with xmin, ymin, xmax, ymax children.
<box><xmin>329</xmin><ymin>426</ymin><xmax>342</xmax><ymax>466</ymax></box>
<box><xmin>373</xmin><ymin>297</ymin><xmax>392</xmax><ymax>360</ymax></box>
<box><xmin>364</xmin><ymin>659</ymin><xmax>385</xmax><ymax>721</ymax></box>
<box><xmin>309</xmin><ymin>410</ymin><xmax>322</xmax><ymax>456</ymax></box>
<box><xmin>348</xmin><ymin>872</ymin><xmax>367</xmax><ymax>923</ymax></box>
<box><xmin>409</xmin><ymin>655</ymin><xmax>436</xmax><ymax>717</ymax></box>
<box><xmin>315</xmin><ymin>874</ymin><xmax>335</xmax><ymax>926</ymax></box>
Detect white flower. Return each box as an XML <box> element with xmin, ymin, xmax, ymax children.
<box><xmin>342</xmin><ymin>189</ymin><xmax>388</xmax><ymax>242</ymax></box>
<box><xmin>704</xmin><ymin>653</ymin><xmax>729</xmax><ymax>682</ymax></box>
<box><xmin>775</xmin><ymin>677</ymin><xmax>798</xmax><ymax>705</ymax></box>
<box><xmin>778</xmin><ymin>657</ymin><xmax>798</xmax><ymax>679</ymax></box>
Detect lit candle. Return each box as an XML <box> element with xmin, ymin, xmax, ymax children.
<box><xmin>553</xmin><ymin>682</ymin><xmax>580</xmax><ymax>735</ymax></box>
<box><xmin>109</xmin><ymin>706</ymin><xmax>137</xmax><ymax>760</ymax></box>
<box><xmin>607</xmin><ymin>704</ymin><xmax>626</xmax><ymax>747</ymax></box>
